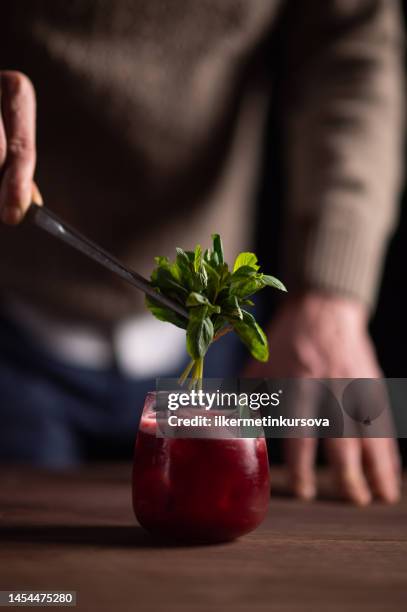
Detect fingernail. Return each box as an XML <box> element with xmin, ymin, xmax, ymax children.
<box><xmin>338</xmin><ymin>474</ymin><xmax>371</xmax><ymax>506</ymax></box>
<box><xmin>293</xmin><ymin>477</ymin><xmax>316</xmax><ymax>501</ymax></box>
<box><xmin>298</xmin><ymin>483</ymin><xmax>316</xmax><ymax>501</ymax></box>
<box><xmin>31</xmin><ymin>182</ymin><xmax>43</xmax><ymax>206</ymax></box>
<box><xmin>350</xmin><ymin>484</ymin><xmax>372</xmax><ymax>506</ymax></box>
<box><xmin>382</xmin><ymin>489</ymin><xmax>400</xmax><ymax>505</ymax></box>
<box><xmin>354</xmin><ymin>491</ymin><xmax>371</xmax><ymax>507</ymax></box>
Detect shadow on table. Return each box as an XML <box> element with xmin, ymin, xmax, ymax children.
<box><xmin>270</xmin><ymin>486</ymin><xmax>339</xmax><ymax>503</ymax></box>
<box><xmin>0</xmin><ymin>524</ymin><xmax>230</xmax><ymax>549</ymax></box>
<box><xmin>269</xmin><ymin>468</ymin><xmax>347</xmax><ymax>503</ymax></box>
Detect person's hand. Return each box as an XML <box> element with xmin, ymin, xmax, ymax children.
<box><xmin>0</xmin><ymin>70</ymin><xmax>42</xmax><ymax>225</ymax></box>
<box><xmin>244</xmin><ymin>291</ymin><xmax>401</xmax><ymax>505</ymax></box>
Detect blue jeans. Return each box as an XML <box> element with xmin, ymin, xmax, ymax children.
<box><xmin>0</xmin><ymin>314</ymin><xmax>244</xmax><ymax>467</ymax></box>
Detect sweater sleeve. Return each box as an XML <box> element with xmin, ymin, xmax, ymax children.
<box><xmin>279</xmin><ymin>0</ymin><xmax>405</xmax><ymax>310</ymax></box>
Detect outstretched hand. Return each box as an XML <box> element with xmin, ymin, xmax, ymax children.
<box><xmin>244</xmin><ymin>292</ymin><xmax>401</xmax><ymax>505</ymax></box>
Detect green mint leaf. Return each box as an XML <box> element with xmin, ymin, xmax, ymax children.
<box><xmin>145</xmin><ymin>295</ymin><xmax>187</xmax><ymax>330</ymax></box>
<box><xmin>193</xmin><ymin>244</ymin><xmax>202</xmax><ymax>273</ymax></box>
<box><xmin>152</xmin><ymin>256</ymin><xmax>182</xmax><ymax>284</ymax></box>
<box><xmin>151</xmin><ymin>267</ymin><xmax>187</xmax><ymax>297</ymax></box>
<box><xmin>186</xmin><ymin>292</ymin><xmax>221</xmax><ymax>314</ymax></box>
<box><xmin>217</xmin><ymin>263</ymin><xmax>231</xmax><ymax>290</ymax></box>
<box><xmin>211</xmin><ymin>252</ymin><xmax>219</xmax><ymax>267</ymax></box>
<box><xmin>230</xmin><ymin>268</ymin><xmax>285</xmax><ymax>299</ymax></box>
<box><xmin>231</xmin><ymin>266</ymin><xmax>257</xmax><ymax>279</ymax></box>
<box><xmin>186</xmin><ymin>305</ymin><xmax>214</xmax><ymax>360</ymax></box>
<box><xmin>186</xmin><ymin>292</ymin><xmax>208</xmax><ymax>307</ymax></box>
<box><xmin>230</xmin><ymin>310</ymin><xmax>269</xmax><ymax>362</ymax></box>
<box><xmin>154</xmin><ymin>256</ymin><xmax>170</xmax><ymax>267</ymax></box>
<box><xmin>211</xmin><ymin>233</ymin><xmax>224</xmax><ymax>265</ymax></box>
<box><xmin>230</xmin><ymin>276</ymin><xmax>264</xmax><ymax>299</ymax></box>
<box><xmin>198</xmin><ymin>265</ymin><xmax>208</xmax><ymax>290</ymax></box>
<box><xmin>219</xmin><ymin>294</ymin><xmax>243</xmax><ymax>320</ymax></box>
<box><xmin>175</xmin><ymin>249</ymin><xmax>194</xmax><ymax>289</ymax></box>
<box><xmin>175</xmin><ymin>247</ymin><xmax>192</xmax><ymax>273</ymax></box>
<box><xmin>202</xmin><ymin>261</ymin><xmax>220</xmax><ymax>301</ymax></box>
<box><xmin>233</xmin><ymin>252</ymin><xmax>259</xmax><ymax>272</ymax></box>
<box><xmin>262</xmin><ymin>275</ymin><xmax>287</xmax><ymax>292</ymax></box>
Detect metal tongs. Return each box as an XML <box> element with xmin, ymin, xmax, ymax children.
<box><xmin>26</xmin><ymin>203</ymin><xmax>188</xmax><ymax>320</ymax></box>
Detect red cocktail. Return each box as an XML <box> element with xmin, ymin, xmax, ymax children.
<box><xmin>132</xmin><ymin>392</ymin><xmax>270</xmax><ymax>543</ymax></box>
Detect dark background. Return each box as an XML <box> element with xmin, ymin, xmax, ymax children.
<box><xmin>370</xmin><ymin>2</ymin><xmax>407</xmax><ymax>381</ymax></box>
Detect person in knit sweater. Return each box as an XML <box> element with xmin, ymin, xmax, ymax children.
<box><xmin>0</xmin><ymin>1</ymin><xmax>404</xmax><ymax>503</ymax></box>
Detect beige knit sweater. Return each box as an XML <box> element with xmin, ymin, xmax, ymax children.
<box><xmin>0</xmin><ymin>0</ymin><xmax>404</xmax><ymax>326</ymax></box>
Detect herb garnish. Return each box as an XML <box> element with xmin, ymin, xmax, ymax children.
<box><xmin>146</xmin><ymin>234</ymin><xmax>286</xmax><ymax>386</ymax></box>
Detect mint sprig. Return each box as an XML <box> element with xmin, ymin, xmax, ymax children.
<box><xmin>146</xmin><ymin>234</ymin><xmax>286</xmax><ymax>386</ymax></box>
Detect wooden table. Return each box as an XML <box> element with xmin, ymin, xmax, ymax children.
<box><xmin>0</xmin><ymin>465</ymin><xmax>406</xmax><ymax>611</ymax></box>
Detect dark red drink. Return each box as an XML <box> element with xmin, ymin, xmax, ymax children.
<box><xmin>132</xmin><ymin>393</ymin><xmax>270</xmax><ymax>542</ymax></box>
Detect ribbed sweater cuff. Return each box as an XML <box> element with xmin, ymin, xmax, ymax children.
<box><xmin>283</xmin><ymin>217</ymin><xmax>390</xmax><ymax>311</ymax></box>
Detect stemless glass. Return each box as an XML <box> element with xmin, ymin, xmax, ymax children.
<box><xmin>132</xmin><ymin>392</ymin><xmax>270</xmax><ymax>543</ymax></box>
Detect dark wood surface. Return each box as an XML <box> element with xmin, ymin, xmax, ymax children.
<box><xmin>0</xmin><ymin>465</ymin><xmax>406</xmax><ymax>612</ymax></box>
